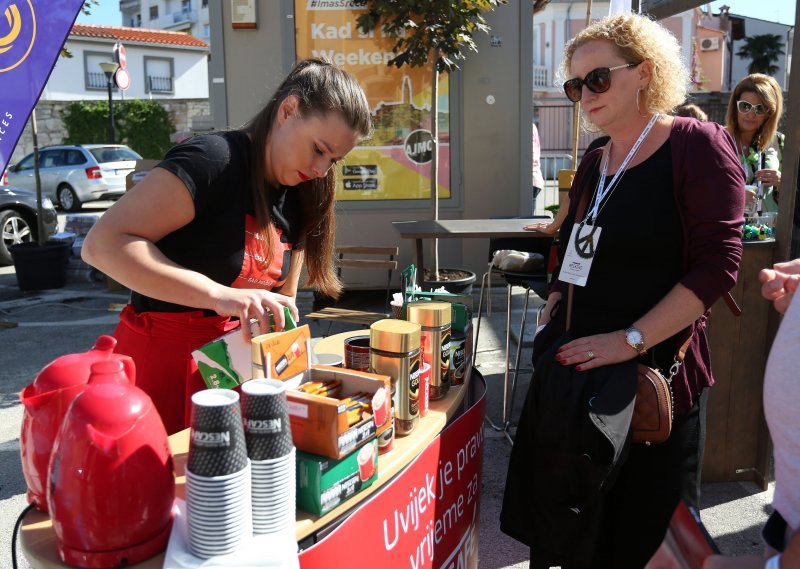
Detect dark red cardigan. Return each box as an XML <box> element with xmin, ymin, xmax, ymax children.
<box><xmin>556</xmin><ymin>116</ymin><xmax>745</xmax><ymax>414</ymax></box>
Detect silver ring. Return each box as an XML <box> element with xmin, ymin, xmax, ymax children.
<box><xmin>587</xmin><ymin>350</ymin><xmax>594</xmax><ymax>359</ymax></box>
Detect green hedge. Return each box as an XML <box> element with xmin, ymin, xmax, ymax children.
<box><xmin>61</xmin><ymin>99</ymin><xmax>175</xmax><ymax>159</ymax></box>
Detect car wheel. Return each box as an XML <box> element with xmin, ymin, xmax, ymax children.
<box><xmin>57</xmin><ymin>184</ymin><xmax>81</xmax><ymax>212</ymax></box>
<box><xmin>0</xmin><ymin>209</ymin><xmax>33</xmax><ymax>265</ymax></box>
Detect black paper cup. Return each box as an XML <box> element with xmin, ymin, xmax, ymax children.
<box><xmin>187</xmin><ymin>390</ymin><xmax>248</xmax><ymax>478</ymax></box>
<box><xmin>240</xmin><ymin>379</ymin><xmax>294</xmax><ymax>461</ymax></box>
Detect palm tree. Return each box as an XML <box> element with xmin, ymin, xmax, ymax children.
<box><xmin>736</xmin><ymin>34</ymin><xmax>785</xmax><ymax>75</ymax></box>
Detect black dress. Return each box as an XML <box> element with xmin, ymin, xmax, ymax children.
<box><xmin>501</xmin><ymin>141</ymin><xmax>703</xmax><ymax>569</ymax></box>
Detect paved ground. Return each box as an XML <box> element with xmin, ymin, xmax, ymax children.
<box><xmin>0</xmin><ymin>267</ymin><xmax>774</xmax><ymax>568</ymax></box>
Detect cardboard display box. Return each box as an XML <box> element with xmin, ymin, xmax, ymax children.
<box><xmin>296</xmin><ymin>439</ymin><xmax>379</xmax><ymax>516</ymax></box>
<box><xmin>286</xmin><ymin>366</ymin><xmax>391</xmax><ymax>459</ymax></box>
<box><xmin>191</xmin><ymin>315</ymin><xmax>300</xmax><ymax>389</ymax></box>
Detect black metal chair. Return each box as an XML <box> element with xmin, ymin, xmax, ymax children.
<box><xmin>474</xmin><ymin>217</ymin><xmax>553</xmax><ymax>441</ymax></box>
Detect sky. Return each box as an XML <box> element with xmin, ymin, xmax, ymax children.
<box><xmin>704</xmin><ymin>0</ymin><xmax>795</xmax><ymax>26</ymax></box>
<box><xmin>74</xmin><ymin>0</ymin><xmax>796</xmax><ymax>27</ymax></box>
<box><xmin>75</xmin><ymin>1</ymin><xmax>123</xmax><ymax>26</ymax></box>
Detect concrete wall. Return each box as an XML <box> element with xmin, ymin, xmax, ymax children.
<box><xmin>217</xmin><ymin>0</ymin><xmax>292</xmax><ymax>128</ymax></box>
<box><xmin>210</xmin><ymin>1</ymin><xmax>533</xmax><ymax>286</ymax></box>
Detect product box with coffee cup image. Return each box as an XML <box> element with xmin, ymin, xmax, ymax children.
<box><xmin>296</xmin><ymin>439</ymin><xmax>379</xmax><ymax>516</ymax></box>
<box><xmin>191</xmin><ymin>308</ymin><xmax>297</xmax><ymax>389</ymax></box>
<box><xmin>250</xmin><ymin>324</ymin><xmax>311</xmax><ymax>381</ymax></box>
<box><xmin>286</xmin><ymin>367</ymin><xmax>391</xmax><ymax>459</ymax></box>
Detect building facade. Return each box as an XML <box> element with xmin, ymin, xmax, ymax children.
<box><xmin>11</xmin><ymin>25</ymin><xmax>209</xmax><ymax>163</ymax></box>
<box><xmin>119</xmin><ymin>0</ymin><xmax>211</xmax><ymax>44</ymax></box>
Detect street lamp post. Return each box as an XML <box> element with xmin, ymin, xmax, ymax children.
<box><xmin>99</xmin><ymin>62</ymin><xmax>120</xmax><ymax>144</ymax></box>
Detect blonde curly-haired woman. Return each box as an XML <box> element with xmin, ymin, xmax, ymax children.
<box><xmin>501</xmin><ymin>14</ymin><xmax>745</xmax><ymax>568</ymax></box>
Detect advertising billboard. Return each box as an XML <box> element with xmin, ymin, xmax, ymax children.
<box><xmin>294</xmin><ymin>0</ymin><xmax>451</xmax><ymax>202</ymax></box>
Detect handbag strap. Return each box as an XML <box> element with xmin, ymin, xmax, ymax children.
<box><xmin>564</xmin><ymin>173</ymin><xmax>593</xmax><ymax>332</ymax></box>
<box><xmin>563</xmin><ymin>156</ymin><xmax>692</xmax><ymax>375</ymax></box>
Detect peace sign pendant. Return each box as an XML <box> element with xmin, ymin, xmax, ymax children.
<box><xmin>574</xmin><ymin>221</ymin><xmax>599</xmax><ymax>259</ymax></box>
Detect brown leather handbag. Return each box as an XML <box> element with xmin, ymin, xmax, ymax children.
<box><xmin>632</xmin><ymin>363</ymin><xmax>675</xmax><ymax>445</ymax></box>
<box><xmin>565</xmin><ymin>282</ymin><xmax>692</xmax><ymax>445</ymax></box>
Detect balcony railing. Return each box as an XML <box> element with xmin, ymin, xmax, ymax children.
<box><xmin>172</xmin><ymin>9</ymin><xmax>197</xmax><ymax>25</ymax></box>
<box><xmin>533</xmin><ymin>65</ymin><xmax>550</xmax><ymax>89</ymax></box>
<box><xmin>119</xmin><ymin>0</ymin><xmax>140</xmax><ymax>11</ymax></box>
<box><xmin>87</xmin><ymin>72</ymin><xmax>108</xmax><ymax>89</ymax></box>
<box><xmin>148</xmin><ymin>75</ymin><xmax>174</xmax><ymax>93</ymax></box>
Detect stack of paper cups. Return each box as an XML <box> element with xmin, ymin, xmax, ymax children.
<box><xmin>185</xmin><ymin>390</ymin><xmax>252</xmax><ymax>558</ymax></box>
<box><xmin>241</xmin><ymin>379</ymin><xmax>296</xmax><ymax>534</ymax></box>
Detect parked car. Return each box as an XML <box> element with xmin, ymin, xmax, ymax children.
<box><xmin>3</xmin><ymin>144</ymin><xmax>142</xmax><ymax>212</ymax></box>
<box><xmin>0</xmin><ymin>185</ymin><xmax>58</xmax><ymax>265</ymax></box>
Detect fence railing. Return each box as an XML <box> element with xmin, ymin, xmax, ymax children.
<box><xmin>148</xmin><ymin>75</ymin><xmax>174</xmax><ymax>93</ymax></box>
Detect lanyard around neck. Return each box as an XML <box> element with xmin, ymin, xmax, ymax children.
<box><xmin>587</xmin><ymin>113</ymin><xmax>659</xmax><ymax>223</ymax></box>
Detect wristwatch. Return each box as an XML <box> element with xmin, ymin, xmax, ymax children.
<box><xmin>624</xmin><ymin>326</ymin><xmax>647</xmax><ymax>355</ymax></box>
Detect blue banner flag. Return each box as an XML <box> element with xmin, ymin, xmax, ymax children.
<box><xmin>0</xmin><ymin>0</ymin><xmax>85</xmax><ymax>173</ymax></box>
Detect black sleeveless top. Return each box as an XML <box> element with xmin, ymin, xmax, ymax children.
<box><xmin>559</xmin><ymin>140</ymin><xmax>684</xmax><ymax>368</ymax></box>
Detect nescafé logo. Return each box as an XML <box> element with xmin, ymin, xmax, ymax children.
<box><xmin>0</xmin><ymin>1</ymin><xmax>35</xmax><ymax>73</ymax></box>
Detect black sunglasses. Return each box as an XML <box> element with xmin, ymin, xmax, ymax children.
<box><xmin>737</xmin><ymin>100</ymin><xmax>768</xmax><ymax>116</ymax></box>
<box><xmin>563</xmin><ymin>62</ymin><xmax>641</xmax><ymax>103</ymax></box>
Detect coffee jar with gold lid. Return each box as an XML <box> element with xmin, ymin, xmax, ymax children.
<box><xmin>406</xmin><ymin>302</ymin><xmax>451</xmax><ymax>400</ymax></box>
<box><xmin>369</xmin><ymin>319</ymin><xmax>421</xmax><ymax>436</ymax></box>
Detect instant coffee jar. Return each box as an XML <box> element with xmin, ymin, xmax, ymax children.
<box><xmin>406</xmin><ymin>302</ymin><xmax>451</xmax><ymax>400</ymax></box>
<box><xmin>369</xmin><ymin>319</ymin><xmax>421</xmax><ymax>436</ymax></box>
<box><xmin>450</xmin><ymin>331</ymin><xmax>466</xmax><ymax>386</ymax></box>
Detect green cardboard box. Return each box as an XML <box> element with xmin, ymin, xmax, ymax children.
<box><xmin>296</xmin><ymin>439</ymin><xmax>379</xmax><ymax>516</ymax></box>
<box><xmin>191</xmin><ymin>307</ymin><xmax>297</xmax><ymax>389</ymax></box>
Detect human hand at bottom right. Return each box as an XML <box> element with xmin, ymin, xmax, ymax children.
<box><xmin>760</xmin><ymin>259</ymin><xmax>800</xmax><ymax>314</ymax></box>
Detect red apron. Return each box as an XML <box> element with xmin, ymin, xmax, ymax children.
<box><xmin>113</xmin><ymin>305</ymin><xmax>240</xmax><ymax>435</ymax></box>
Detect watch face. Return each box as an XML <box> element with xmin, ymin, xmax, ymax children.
<box><xmin>627</xmin><ymin>329</ymin><xmax>643</xmax><ymax>347</ymax></box>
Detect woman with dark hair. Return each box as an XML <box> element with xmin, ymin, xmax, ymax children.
<box><xmin>83</xmin><ymin>58</ymin><xmax>372</xmax><ymax>433</ymax></box>
<box><xmin>726</xmin><ymin>73</ymin><xmax>784</xmax><ymax>213</ymax></box>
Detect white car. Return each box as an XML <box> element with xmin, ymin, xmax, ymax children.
<box><xmin>4</xmin><ymin>144</ymin><xmax>142</xmax><ymax>211</ymax></box>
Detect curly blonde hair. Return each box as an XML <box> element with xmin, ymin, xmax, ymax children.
<box><xmin>725</xmin><ymin>73</ymin><xmax>783</xmax><ymax>152</ymax></box>
<box><xmin>559</xmin><ymin>14</ymin><xmax>688</xmax><ymax>121</ymax></box>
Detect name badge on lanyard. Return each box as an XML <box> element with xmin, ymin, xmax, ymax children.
<box><xmin>559</xmin><ymin>221</ymin><xmax>602</xmax><ymax>287</ymax></box>
<box><xmin>557</xmin><ymin>113</ymin><xmax>659</xmax><ymax>288</ymax></box>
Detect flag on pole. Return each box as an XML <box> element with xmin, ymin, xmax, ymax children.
<box><xmin>0</xmin><ymin>0</ymin><xmax>85</xmax><ymax>173</ymax></box>
<box><xmin>608</xmin><ymin>0</ymin><xmax>632</xmax><ymax>16</ymax></box>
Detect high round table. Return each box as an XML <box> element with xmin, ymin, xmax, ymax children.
<box><xmin>19</xmin><ymin>330</ymin><xmax>473</xmax><ymax>568</ymax></box>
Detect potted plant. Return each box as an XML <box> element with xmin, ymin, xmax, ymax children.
<box><xmin>357</xmin><ymin>0</ymin><xmax>506</xmax><ymax>294</ymax></box>
<box><xmin>9</xmin><ymin>111</ymin><xmax>70</xmax><ymax>292</ymax></box>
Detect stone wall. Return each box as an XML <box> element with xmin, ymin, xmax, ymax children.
<box><xmin>9</xmin><ymin>98</ymin><xmax>211</xmax><ymax>164</ymax></box>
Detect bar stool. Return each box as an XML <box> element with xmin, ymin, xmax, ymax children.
<box><xmin>474</xmin><ymin>228</ymin><xmax>553</xmax><ymax>442</ymax></box>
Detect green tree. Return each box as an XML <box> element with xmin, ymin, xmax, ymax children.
<box><xmin>61</xmin><ymin>101</ymin><xmax>110</xmax><ymax>144</ymax></box>
<box><xmin>736</xmin><ymin>34</ymin><xmax>785</xmax><ymax>75</ymax></box>
<box><xmin>117</xmin><ymin>99</ymin><xmax>174</xmax><ymax>159</ymax></box>
<box><xmin>357</xmin><ymin>0</ymin><xmax>506</xmax><ymax>279</ymax></box>
<box><xmin>61</xmin><ymin>100</ymin><xmax>174</xmax><ymax>159</ymax></box>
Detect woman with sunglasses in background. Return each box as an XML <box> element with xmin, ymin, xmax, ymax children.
<box><xmin>726</xmin><ymin>73</ymin><xmax>784</xmax><ymax>213</ymax></box>
<box><xmin>501</xmin><ymin>14</ymin><xmax>744</xmax><ymax>568</ymax></box>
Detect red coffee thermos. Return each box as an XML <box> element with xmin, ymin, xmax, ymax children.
<box><xmin>48</xmin><ymin>359</ymin><xmax>175</xmax><ymax>568</ymax></box>
<box><xmin>18</xmin><ymin>335</ymin><xmax>135</xmax><ymax>512</ymax></box>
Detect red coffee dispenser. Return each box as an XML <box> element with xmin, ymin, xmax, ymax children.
<box><xmin>19</xmin><ymin>335</ymin><xmax>135</xmax><ymax>512</ymax></box>
<box><xmin>47</xmin><ymin>359</ymin><xmax>175</xmax><ymax>568</ymax></box>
